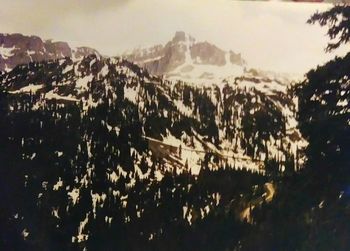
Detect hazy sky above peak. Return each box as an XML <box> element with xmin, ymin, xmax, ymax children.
<box><xmin>0</xmin><ymin>0</ymin><xmax>348</xmax><ymax>74</ymax></box>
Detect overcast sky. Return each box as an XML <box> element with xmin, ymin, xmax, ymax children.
<box><xmin>0</xmin><ymin>0</ymin><xmax>348</xmax><ymax>74</ymax></box>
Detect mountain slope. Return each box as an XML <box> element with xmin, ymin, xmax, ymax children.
<box><xmin>0</xmin><ymin>53</ymin><xmax>305</xmax><ymax>250</ymax></box>
<box><xmin>1</xmin><ymin>55</ymin><xmax>305</xmax><ymax>174</ymax></box>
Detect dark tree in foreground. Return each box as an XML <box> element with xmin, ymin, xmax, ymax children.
<box><xmin>240</xmin><ymin>5</ymin><xmax>350</xmax><ymax>251</ymax></box>
<box><xmin>297</xmin><ymin>55</ymin><xmax>350</xmax><ymax>173</ymax></box>
<box><xmin>298</xmin><ymin>4</ymin><xmax>350</xmax><ymax>180</ymax></box>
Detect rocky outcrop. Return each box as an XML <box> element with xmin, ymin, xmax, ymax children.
<box><xmin>73</xmin><ymin>46</ymin><xmax>101</xmax><ymax>59</ymax></box>
<box><xmin>190</xmin><ymin>41</ymin><xmax>226</xmax><ymax>66</ymax></box>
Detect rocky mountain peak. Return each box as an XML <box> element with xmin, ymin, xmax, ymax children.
<box><xmin>123</xmin><ymin>31</ymin><xmax>246</xmax><ymax>83</ymax></box>
<box><xmin>172</xmin><ymin>31</ymin><xmax>186</xmax><ymax>43</ymax></box>
<box><xmin>171</xmin><ymin>31</ymin><xmax>195</xmax><ymax>44</ymax></box>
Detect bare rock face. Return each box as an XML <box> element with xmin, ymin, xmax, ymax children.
<box><xmin>230</xmin><ymin>50</ymin><xmax>245</xmax><ymax>66</ymax></box>
<box><xmin>123</xmin><ymin>31</ymin><xmax>246</xmax><ymax>83</ymax></box>
<box><xmin>0</xmin><ymin>33</ymin><xmax>100</xmax><ymax>72</ymax></box>
<box><xmin>172</xmin><ymin>31</ymin><xmax>187</xmax><ymax>43</ymax></box>
<box><xmin>190</xmin><ymin>42</ymin><xmax>226</xmax><ymax>66</ymax></box>
<box><xmin>45</xmin><ymin>40</ymin><xmax>72</xmax><ymax>58</ymax></box>
<box><xmin>73</xmin><ymin>46</ymin><xmax>101</xmax><ymax>59</ymax></box>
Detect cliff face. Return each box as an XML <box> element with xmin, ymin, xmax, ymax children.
<box><xmin>0</xmin><ymin>33</ymin><xmax>100</xmax><ymax>72</ymax></box>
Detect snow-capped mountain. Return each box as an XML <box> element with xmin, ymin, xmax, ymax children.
<box><xmin>0</xmin><ymin>33</ymin><xmax>100</xmax><ymax>72</ymax></box>
<box><xmin>123</xmin><ymin>31</ymin><xmax>246</xmax><ymax>83</ymax></box>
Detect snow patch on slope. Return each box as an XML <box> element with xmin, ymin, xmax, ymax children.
<box><xmin>9</xmin><ymin>84</ymin><xmax>44</xmax><ymax>94</ymax></box>
<box><xmin>0</xmin><ymin>45</ymin><xmax>15</xmax><ymax>59</ymax></box>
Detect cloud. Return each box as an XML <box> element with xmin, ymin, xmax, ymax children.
<box><xmin>0</xmin><ymin>0</ymin><xmax>131</xmax><ymax>36</ymax></box>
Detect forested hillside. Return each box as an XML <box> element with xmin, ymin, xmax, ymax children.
<box><xmin>0</xmin><ymin>52</ymin><xmax>300</xmax><ymax>250</ymax></box>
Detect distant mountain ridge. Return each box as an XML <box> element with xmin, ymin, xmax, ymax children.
<box><xmin>0</xmin><ymin>33</ymin><xmax>100</xmax><ymax>72</ymax></box>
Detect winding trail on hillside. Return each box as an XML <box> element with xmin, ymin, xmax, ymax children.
<box><xmin>264</xmin><ymin>182</ymin><xmax>275</xmax><ymax>202</ymax></box>
<box><xmin>240</xmin><ymin>182</ymin><xmax>275</xmax><ymax>223</ymax></box>
<box><xmin>144</xmin><ymin>136</ymin><xmax>265</xmax><ymax>164</ymax></box>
